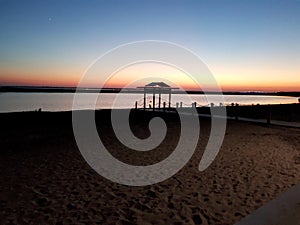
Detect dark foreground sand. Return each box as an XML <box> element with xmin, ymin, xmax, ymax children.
<box><xmin>0</xmin><ymin>110</ymin><xmax>300</xmax><ymax>225</ymax></box>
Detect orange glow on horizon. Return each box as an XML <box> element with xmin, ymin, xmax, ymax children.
<box><xmin>0</xmin><ymin>63</ymin><xmax>299</xmax><ymax>92</ymax></box>
<box><xmin>2</xmin><ymin>75</ymin><xmax>299</xmax><ymax>92</ymax></box>
<box><xmin>102</xmin><ymin>62</ymin><xmax>202</xmax><ymax>91</ymax></box>
<box><xmin>2</xmin><ymin>78</ymin><xmax>299</xmax><ymax>92</ymax></box>
<box><xmin>0</xmin><ymin>69</ymin><xmax>81</xmax><ymax>87</ymax></box>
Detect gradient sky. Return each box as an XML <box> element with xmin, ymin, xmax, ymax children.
<box><xmin>0</xmin><ymin>0</ymin><xmax>299</xmax><ymax>91</ymax></box>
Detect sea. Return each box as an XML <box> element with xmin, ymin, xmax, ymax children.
<box><xmin>0</xmin><ymin>92</ymin><xmax>298</xmax><ymax>113</ymax></box>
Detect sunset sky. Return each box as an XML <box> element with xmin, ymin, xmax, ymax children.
<box><xmin>0</xmin><ymin>0</ymin><xmax>299</xmax><ymax>91</ymax></box>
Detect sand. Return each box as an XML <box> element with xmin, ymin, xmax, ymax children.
<box><xmin>0</xmin><ymin>110</ymin><xmax>300</xmax><ymax>225</ymax></box>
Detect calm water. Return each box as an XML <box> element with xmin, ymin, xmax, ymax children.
<box><xmin>0</xmin><ymin>92</ymin><xmax>298</xmax><ymax>113</ymax></box>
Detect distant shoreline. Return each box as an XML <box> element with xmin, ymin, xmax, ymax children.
<box><xmin>1</xmin><ymin>86</ymin><xmax>300</xmax><ymax>97</ymax></box>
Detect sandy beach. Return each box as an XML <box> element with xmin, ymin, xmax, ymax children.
<box><xmin>1</xmin><ymin>110</ymin><xmax>300</xmax><ymax>224</ymax></box>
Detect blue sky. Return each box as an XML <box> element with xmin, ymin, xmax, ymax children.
<box><xmin>0</xmin><ymin>0</ymin><xmax>299</xmax><ymax>91</ymax></box>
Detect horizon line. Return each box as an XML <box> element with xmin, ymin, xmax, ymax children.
<box><xmin>0</xmin><ymin>85</ymin><xmax>300</xmax><ymax>96</ymax></box>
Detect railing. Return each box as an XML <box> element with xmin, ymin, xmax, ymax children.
<box><xmin>134</xmin><ymin>100</ymin><xmax>300</xmax><ymax>127</ymax></box>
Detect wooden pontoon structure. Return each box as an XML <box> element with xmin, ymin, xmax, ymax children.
<box><xmin>137</xmin><ymin>82</ymin><xmax>179</xmax><ymax>110</ymax></box>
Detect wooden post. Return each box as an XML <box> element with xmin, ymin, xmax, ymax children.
<box><xmin>143</xmin><ymin>88</ymin><xmax>146</xmax><ymax>110</ymax></box>
<box><xmin>152</xmin><ymin>89</ymin><xmax>155</xmax><ymax>111</ymax></box>
<box><xmin>267</xmin><ymin>104</ymin><xmax>271</xmax><ymax>125</ymax></box>
<box><xmin>163</xmin><ymin>102</ymin><xmax>166</xmax><ymax>112</ymax></box>
<box><xmin>135</xmin><ymin>101</ymin><xmax>137</xmax><ymax>110</ymax></box>
<box><xmin>180</xmin><ymin>102</ymin><xmax>182</xmax><ymax>108</ymax></box>
<box><xmin>235</xmin><ymin>103</ymin><xmax>239</xmax><ymax>121</ymax></box>
<box><xmin>168</xmin><ymin>88</ymin><xmax>171</xmax><ymax>108</ymax></box>
<box><xmin>158</xmin><ymin>89</ymin><xmax>161</xmax><ymax>109</ymax></box>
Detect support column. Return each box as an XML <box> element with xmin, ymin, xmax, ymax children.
<box><xmin>143</xmin><ymin>88</ymin><xmax>146</xmax><ymax>110</ymax></box>
<box><xmin>152</xmin><ymin>88</ymin><xmax>155</xmax><ymax>111</ymax></box>
<box><xmin>158</xmin><ymin>89</ymin><xmax>161</xmax><ymax>109</ymax></box>
<box><xmin>168</xmin><ymin>88</ymin><xmax>171</xmax><ymax>108</ymax></box>
<box><xmin>235</xmin><ymin>103</ymin><xmax>239</xmax><ymax>121</ymax></box>
<box><xmin>267</xmin><ymin>104</ymin><xmax>271</xmax><ymax>125</ymax></box>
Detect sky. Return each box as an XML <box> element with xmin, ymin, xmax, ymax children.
<box><xmin>0</xmin><ymin>0</ymin><xmax>299</xmax><ymax>91</ymax></box>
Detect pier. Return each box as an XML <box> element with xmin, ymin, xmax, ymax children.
<box><xmin>137</xmin><ymin>82</ymin><xmax>179</xmax><ymax>111</ymax></box>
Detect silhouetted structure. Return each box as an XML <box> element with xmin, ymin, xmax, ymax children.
<box><xmin>137</xmin><ymin>82</ymin><xmax>178</xmax><ymax>110</ymax></box>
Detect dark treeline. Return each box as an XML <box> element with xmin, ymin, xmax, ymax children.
<box><xmin>0</xmin><ymin>86</ymin><xmax>300</xmax><ymax>97</ymax></box>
